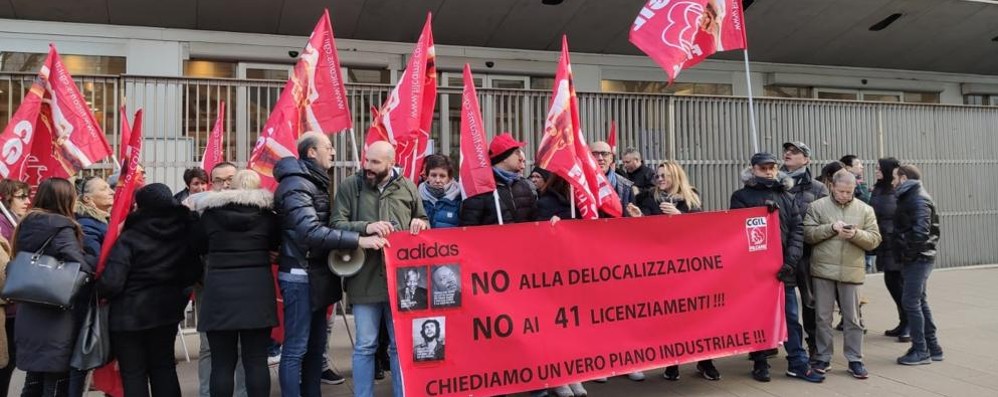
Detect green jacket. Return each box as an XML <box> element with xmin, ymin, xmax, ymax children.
<box><xmin>803</xmin><ymin>196</ymin><xmax>881</xmax><ymax>284</ymax></box>
<box><xmin>330</xmin><ymin>170</ymin><xmax>427</xmax><ymax>304</ymax></box>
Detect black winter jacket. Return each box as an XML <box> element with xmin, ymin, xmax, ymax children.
<box><xmin>460</xmin><ymin>169</ymin><xmax>537</xmax><ymax>226</ymax></box>
<box><xmin>535</xmin><ymin>189</ymin><xmax>576</xmax><ymax>221</ymax></box>
<box><xmin>893</xmin><ymin>180</ymin><xmax>940</xmax><ymax>263</ymax></box>
<box><xmin>274</xmin><ymin>157</ymin><xmax>359</xmax><ymax>310</ymax></box>
<box><xmin>12</xmin><ymin>212</ymin><xmax>88</xmax><ymax>372</ymax></box>
<box><xmin>635</xmin><ymin>190</ymin><xmax>702</xmax><ymax>216</ymax></box>
<box><xmin>193</xmin><ymin>189</ymin><xmax>280</xmax><ymax>331</ymax></box>
<box><xmin>97</xmin><ymin>206</ymin><xmax>201</xmax><ymax>332</ymax></box>
<box><xmin>870</xmin><ymin>184</ymin><xmax>900</xmax><ymax>272</ymax></box>
<box><xmin>623</xmin><ymin>164</ymin><xmax>657</xmax><ymax>194</ymax></box>
<box><xmin>730</xmin><ymin>169</ymin><xmax>804</xmax><ymax>286</ymax></box>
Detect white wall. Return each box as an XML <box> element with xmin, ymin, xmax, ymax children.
<box><xmin>2</xmin><ymin>18</ymin><xmax>998</xmax><ymax>104</ymax></box>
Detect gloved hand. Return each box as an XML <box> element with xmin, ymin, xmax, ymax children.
<box><xmin>776</xmin><ymin>263</ymin><xmax>795</xmax><ymax>283</ymax></box>
<box><xmin>764</xmin><ymin>200</ymin><xmax>780</xmax><ymax>213</ymax></box>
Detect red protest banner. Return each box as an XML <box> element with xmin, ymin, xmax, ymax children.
<box><xmin>385</xmin><ymin>207</ymin><xmax>786</xmax><ymax>396</ymax></box>
<box><xmin>629</xmin><ymin>0</ymin><xmax>747</xmax><ymax>82</ymax></box>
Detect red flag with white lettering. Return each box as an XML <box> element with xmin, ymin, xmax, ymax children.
<box><xmin>365</xmin><ymin>13</ymin><xmax>437</xmax><ymax>181</ymax></box>
<box><xmin>249</xmin><ymin>9</ymin><xmax>352</xmax><ymax>189</ymax></box>
<box><xmin>201</xmin><ymin>101</ymin><xmax>225</xmax><ymax>173</ymax></box>
<box><xmin>0</xmin><ymin>46</ymin><xmax>113</xmax><ymax>185</ymax></box>
<box><xmin>629</xmin><ymin>0</ymin><xmax>747</xmax><ymax>82</ymax></box>
<box><xmin>458</xmin><ymin>65</ymin><xmax>496</xmax><ymax>199</ymax></box>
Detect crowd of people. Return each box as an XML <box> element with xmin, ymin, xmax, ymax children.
<box><xmin>0</xmin><ymin>131</ymin><xmax>943</xmax><ymax>397</ymax></box>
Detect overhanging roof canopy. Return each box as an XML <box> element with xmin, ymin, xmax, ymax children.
<box><xmin>2</xmin><ymin>0</ymin><xmax>997</xmax><ymax>75</ymax></box>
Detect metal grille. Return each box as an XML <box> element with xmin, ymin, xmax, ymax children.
<box><xmin>2</xmin><ymin>73</ymin><xmax>996</xmax><ymax>268</ymax></box>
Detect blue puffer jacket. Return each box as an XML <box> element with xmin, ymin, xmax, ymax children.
<box><xmin>419</xmin><ymin>182</ymin><xmax>462</xmax><ymax>229</ymax></box>
<box><xmin>75</xmin><ymin>203</ymin><xmax>109</xmax><ymax>269</ymax></box>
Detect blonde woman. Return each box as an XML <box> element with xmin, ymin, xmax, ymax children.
<box><xmin>627</xmin><ymin>161</ymin><xmax>703</xmax><ymax>217</ymax></box>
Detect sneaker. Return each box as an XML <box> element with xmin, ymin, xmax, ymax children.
<box><xmin>551</xmin><ymin>385</ymin><xmax>573</xmax><ymax>397</ymax></box>
<box><xmin>929</xmin><ymin>346</ymin><xmax>945</xmax><ymax>362</ymax></box>
<box><xmin>751</xmin><ymin>361</ymin><xmax>770</xmax><ymax>382</ymax></box>
<box><xmin>898</xmin><ymin>335</ymin><xmax>912</xmax><ymax>343</ymax></box>
<box><xmin>568</xmin><ymin>383</ymin><xmax>588</xmax><ymax>396</ymax></box>
<box><xmin>663</xmin><ymin>365</ymin><xmax>680</xmax><ymax>381</ymax></box>
<box><xmin>847</xmin><ymin>361</ymin><xmax>869</xmax><ymax>379</ymax></box>
<box><xmin>696</xmin><ymin>361</ymin><xmax>720</xmax><ymax>381</ymax></box>
<box><xmin>591</xmin><ymin>378</ymin><xmax>608</xmax><ymax>383</ymax></box>
<box><xmin>786</xmin><ymin>365</ymin><xmax>825</xmax><ymax>383</ymax></box>
<box><xmin>811</xmin><ymin>360</ymin><xmax>830</xmax><ymax>375</ymax></box>
<box><xmin>627</xmin><ymin>372</ymin><xmax>645</xmax><ymax>381</ymax></box>
<box><xmin>267</xmin><ymin>354</ymin><xmax>281</xmax><ymax>367</ymax></box>
<box><xmin>897</xmin><ymin>349</ymin><xmax>931</xmax><ymax>365</ymax></box>
<box><xmin>320</xmin><ymin>369</ymin><xmax>346</xmax><ymax>385</ymax></box>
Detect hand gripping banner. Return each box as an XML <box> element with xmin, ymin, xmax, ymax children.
<box><xmin>385</xmin><ymin>208</ymin><xmax>787</xmax><ymax>396</ymax></box>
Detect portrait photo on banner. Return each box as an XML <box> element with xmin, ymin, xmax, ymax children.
<box><xmin>413</xmin><ymin>316</ymin><xmax>446</xmax><ymax>362</ymax></box>
<box><xmin>431</xmin><ymin>264</ymin><xmax>462</xmax><ymax>308</ymax></box>
<box><xmin>397</xmin><ymin>266</ymin><xmax>429</xmax><ymax>311</ymax></box>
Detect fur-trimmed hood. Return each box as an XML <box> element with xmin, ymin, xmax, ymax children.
<box><xmin>740</xmin><ymin>167</ymin><xmax>795</xmax><ymax>191</ymax></box>
<box><xmin>75</xmin><ymin>202</ymin><xmax>110</xmax><ymax>224</ymax></box>
<box><xmin>189</xmin><ymin>189</ymin><xmax>274</xmax><ymax>214</ymax></box>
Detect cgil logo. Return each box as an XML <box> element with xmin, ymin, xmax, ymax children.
<box><xmin>745</xmin><ymin>217</ymin><xmax>767</xmax><ymax>227</ymax></box>
<box><xmin>396</xmin><ymin>242</ymin><xmax>460</xmax><ymax>260</ymax></box>
<box><xmin>0</xmin><ymin>120</ymin><xmax>35</xmax><ymax>178</ymax></box>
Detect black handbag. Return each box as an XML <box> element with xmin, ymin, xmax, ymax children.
<box><xmin>0</xmin><ymin>232</ymin><xmax>89</xmax><ymax>309</ymax></box>
<box><xmin>71</xmin><ymin>291</ymin><xmax>111</xmax><ymax>370</ymax></box>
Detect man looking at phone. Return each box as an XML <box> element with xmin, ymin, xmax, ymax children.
<box><xmin>803</xmin><ymin>169</ymin><xmax>882</xmax><ymax>379</ymax></box>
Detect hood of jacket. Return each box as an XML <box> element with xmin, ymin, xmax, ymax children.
<box><xmin>75</xmin><ymin>202</ymin><xmax>109</xmax><ymax>224</ymax></box>
<box><xmin>740</xmin><ymin>167</ymin><xmax>794</xmax><ymax>192</ymax></box>
<box><xmin>124</xmin><ymin>205</ymin><xmax>194</xmax><ymax>240</ymax></box>
<box><xmin>191</xmin><ymin>189</ymin><xmax>274</xmax><ymax>214</ymax></box>
<box><xmin>895</xmin><ymin>179</ymin><xmax>921</xmax><ymax>197</ymax></box>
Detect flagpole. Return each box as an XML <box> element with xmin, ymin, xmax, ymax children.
<box><xmin>348</xmin><ymin>128</ymin><xmax>362</xmax><ymax>171</ymax></box>
<box><xmin>0</xmin><ymin>202</ymin><xmax>17</xmax><ymax>228</ymax></box>
<box><xmin>492</xmin><ymin>191</ymin><xmax>504</xmax><ymax>225</ymax></box>
<box><xmin>570</xmin><ymin>186</ymin><xmax>577</xmax><ymax>219</ymax></box>
<box><xmin>743</xmin><ymin>49</ymin><xmax>760</xmax><ymax>154</ymax></box>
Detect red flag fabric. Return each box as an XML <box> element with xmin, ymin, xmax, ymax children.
<box><xmin>458</xmin><ymin>65</ymin><xmax>496</xmax><ymax>199</ymax></box>
<box><xmin>92</xmin><ymin>360</ymin><xmax>124</xmax><ymax>397</ymax></box>
<box><xmin>629</xmin><ymin>0</ymin><xmax>747</xmax><ymax>82</ymax></box>
<box><xmin>365</xmin><ymin>13</ymin><xmax>437</xmax><ymax>181</ymax></box>
<box><xmin>249</xmin><ymin>9</ymin><xmax>352</xmax><ymax>189</ymax></box>
<box><xmin>607</xmin><ymin>120</ymin><xmax>618</xmax><ymax>152</ymax></box>
<box><xmin>201</xmin><ymin>101</ymin><xmax>225</xmax><ymax>173</ymax></box>
<box><xmin>118</xmin><ymin>105</ymin><xmax>130</xmax><ymax>163</ymax></box>
<box><xmin>97</xmin><ymin>109</ymin><xmax>142</xmax><ymax>277</ymax></box>
<box><xmin>536</xmin><ymin>37</ymin><xmax>622</xmax><ymax>219</ymax></box>
<box><xmin>0</xmin><ymin>45</ymin><xmax>113</xmax><ymax>185</ymax></box>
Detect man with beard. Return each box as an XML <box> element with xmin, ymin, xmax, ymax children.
<box><xmin>332</xmin><ymin>140</ymin><xmax>428</xmax><ymax>397</ymax></box>
<box><xmin>274</xmin><ymin>132</ymin><xmax>388</xmax><ymax>397</ymax></box>
<box><xmin>781</xmin><ymin>141</ymin><xmax>828</xmax><ymax>356</ymax></box>
<box><xmin>414</xmin><ymin>319</ymin><xmax>445</xmax><ymax>362</ymax></box>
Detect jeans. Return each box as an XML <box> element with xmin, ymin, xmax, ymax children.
<box><xmin>278</xmin><ymin>273</ymin><xmax>329</xmax><ymax>397</ymax></box>
<box><xmin>901</xmin><ymin>258</ymin><xmax>939</xmax><ymax>355</ymax></box>
<box><xmin>751</xmin><ymin>286</ymin><xmax>808</xmax><ymax>369</ymax></box>
<box><xmin>206</xmin><ymin>329</ymin><xmax>271</xmax><ymax>397</ymax></box>
<box><xmin>353</xmin><ymin>303</ymin><xmax>402</xmax><ymax>397</ymax></box>
<box><xmin>111</xmin><ymin>324</ymin><xmax>182</xmax><ymax>397</ymax></box>
<box><xmin>884</xmin><ymin>270</ymin><xmax>908</xmax><ymax>333</ymax></box>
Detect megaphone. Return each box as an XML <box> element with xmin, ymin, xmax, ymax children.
<box><xmin>328</xmin><ymin>248</ymin><xmax>365</xmax><ymax>277</ymax></box>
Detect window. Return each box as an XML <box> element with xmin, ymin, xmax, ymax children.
<box><xmin>861</xmin><ymin>92</ymin><xmax>902</xmax><ymax>103</ymax></box>
<box><xmin>764</xmin><ymin>85</ymin><xmax>813</xmax><ymax>98</ymax></box>
<box><xmin>183</xmin><ymin>60</ymin><xmax>236</xmax><ymax>78</ymax></box>
<box><xmin>601</xmin><ymin>80</ymin><xmax>732</xmax><ymax>96</ymax></box>
<box><xmin>531</xmin><ymin>77</ymin><xmax>555</xmax><ymax>91</ymax></box>
<box><xmin>904</xmin><ymin>92</ymin><xmax>940</xmax><ymax>104</ymax></box>
<box><xmin>1</xmin><ymin>52</ymin><xmax>126</xmax><ymax>75</ymax></box>
<box><xmin>347</xmin><ymin>68</ymin><xmax>391</xmax><ymax>84</ymax></box>
<box><xmin>965</xmin><ymin>94</ymin><xmax>998</xmax><ymax>106</ymax></box>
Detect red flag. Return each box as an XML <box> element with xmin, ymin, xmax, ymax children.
<box><xmin>458</xmin><ymin>65</ymin><xmax>496</xmax><ymax>199</ymax></box>
<box><xmin>0</xmin><ymin>45</ymin><xmax>113</xmax><ymax>185</ymax></box>
<box><xmin>249</xmin><ymin>9</ymin><xmax>352</xmax><ymax>189</ymax></box>
<box><xmin>201</xmin><ymin>101</ymin><xmax>225</xmax><ymax>173</ymax></box>
<box><xmin>607</xmin><ymin>120</ymin><xmax>618</xmax><ymax>152</ymax></box>
<box><xmin>118</xmin><ymin>105</ymin><xmax>130</xmax><ymax>163</ymax></box>
<box><xmin>91</xmin><ymin>109</ymin><xmax>142</xmax><ymax>397</ymax></box>
<box><xmin>365</xmin><ymin>13</ymin><xmax>437</xmax><ymax>181</ymax></box>
<box><xmin>97</xmin><ymin>109</ymin><xmax>142</xmax><ymax>277</ymax></box>
<box><xmin>629</xmin><ymin>0</ymin><xmax>747</xmax><ymax>82</ymax></box>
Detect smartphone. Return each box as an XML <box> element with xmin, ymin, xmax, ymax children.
<box><xmin>843</xmin><ymin>224</ymin><xmax>855</xmax><ymax>230</ymax></box>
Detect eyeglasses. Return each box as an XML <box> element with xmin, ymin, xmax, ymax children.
<box><xmin>212</xmin><ymin>176</ymin><xmax>233</xmax><ymax>185</ymax></box>
<box><xmin>784</xmin><ymin>147</ymin><xmax>803</xmax><ymax>155</ymax></box>
<box><xmin>591</xmin><ymin>151</ymin><xmax>613</xmax><ymax>158</ymax></box>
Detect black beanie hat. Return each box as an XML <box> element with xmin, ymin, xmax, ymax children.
<box><xmin>135</xmin><ymin>183</ymin><xmax>177</xmax><ymax>210</ymax></box>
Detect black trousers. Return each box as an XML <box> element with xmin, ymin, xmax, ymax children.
<box><xmin>0</xmin><ymin>316</ymin><xmax>15</xmax><ymax>397</ymax></box>
<box><xmin>111</xmin><ymin>324</ymin><xmax>182</xmax><ymax>397</ymax></box>
<box><xmin>205</xmin><ymin>329</ymin><xmax>270</xmax><ymax>397</ymax></box>
<box><xmin>20</xmin><ymin>372</ymin><xmax>67</xmax><ymax>397</ymax></box>
<box><xmin>884</xmin><ymin>270</ymin><xmax>908</xmax><ymax>330</ymax></box>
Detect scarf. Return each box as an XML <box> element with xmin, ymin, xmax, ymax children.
<box><xmin>419</xmin><ymin>181</ymin><xmax>462</xmax><ymax>206</ymax></box>
<box><xmin>606</xmin><ymin>169</ymin><xmax>618</xmax><ymax>188</ymax></box>
<box><xmin>302</xmin><ymin>158</ymin><xmax>331</xmax><ymax>188</ymax></box>
<box><xmin>493</xmin><ymin>166</ymin><xmax>521</xmax><ymax>185</ymax></box>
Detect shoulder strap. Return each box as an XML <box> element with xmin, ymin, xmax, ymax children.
<box><xmin>34</xmin><ymin>229</ymin><xmax>63</xmax><ymax>255</ymax></box>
